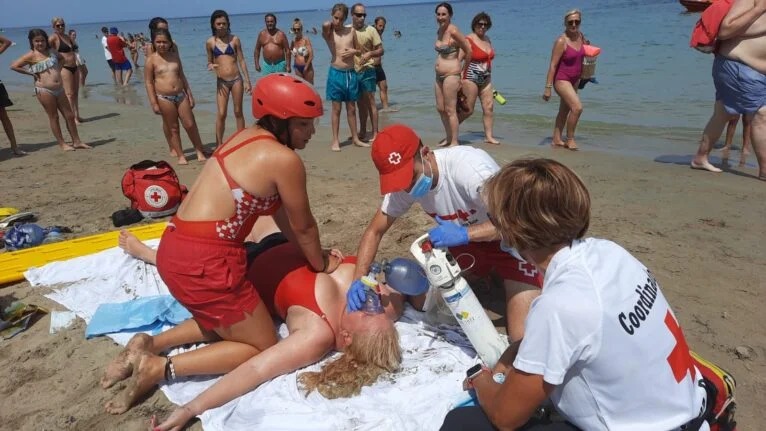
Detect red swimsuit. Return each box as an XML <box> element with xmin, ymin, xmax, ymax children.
<box><xmin>156</xmin><ymin>132</ymin><xmax>282</xmax><ymax>330</ymax></box>
<box><xmin>247</xmin><ymin>242</ymin><xmax>357</xmax><ymax>335</ymax></box>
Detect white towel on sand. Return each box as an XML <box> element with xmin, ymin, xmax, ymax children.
<box><xmin>25</xmin><ymin>242</ymin><xmax>479</xmax><ymax>431</ymax></box>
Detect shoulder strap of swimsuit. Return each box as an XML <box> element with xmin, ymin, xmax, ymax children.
<box><xmin>214</xmin><ymin>131</ymin><xmax>276</xmax><ymax>189</ymax></box>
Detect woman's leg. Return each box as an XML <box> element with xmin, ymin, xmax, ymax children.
<box><xmin>157</xmin><ymin>98</ymin><xmax>187</xmax><ymax>164</ymax></box>
<box><xmin>0</xmin><ymin>108</ymin><xmax>23</xmax><ymax>155</ymax></box>
<box><xmin>554</xmin><ymin>80</ymin><xmax>583</xmax><ymax>150</ymax></box>
<box><xmin>231</xmin><ymin>79</ymin><xmax>246</xmax><ymax>134</ymax></box>
<box><xmin>79</xmin><ymin>64</ymin><xmax>88</xmax><ymax>87</ymax></box>
<box><xmin>304</xmin><ymin>65</ymin><xmax>315</xmax><ymax>85</ymax></box>
<box><xmin>458</xmin><ymin>80</ymin><xmax>478</xmax><ymax>124</ymax></box>
<box><xmin>36</xmin><ymin>90</ymin><xmax>73</xmax><ymax>150</ymax></box>
<box><xmin>215</xmin><ymin>80</ymin><xmax>231</xmax><ymax>147</ymax></box>
<box><xmin>479</xmin><ymin>83</ymin><xmax>499</xmax><ymax>144</ymax></box>
<box><xmin>435</xmin><ymin>80</ymin><xmax>449</xmax><ymax>145</ymax></box>
<box><xmin>177</xmin><ymin>96</ymin><xmax>207</xmax><ymax>161</ymax></box>
<box><xmin>57</xmin><ymin>91</ymin><xmax>90</xmax><ymax>149</ymax></box>
<box><xmin>61</xmin><ymin>66</ymin><xmax>82</xmax><ymax>123</ymax></box>
<box><xmin>442</xmin><ymin>75</ymin><xmax>462</xmax><ymax>147</ymax></box>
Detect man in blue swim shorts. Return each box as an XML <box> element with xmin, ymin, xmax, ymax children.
<box><xmin>352</xmin><ymin>3</ymin><xmax>383</xmax><ymax>142</ymax></box>
<box><xmin>692</xmin><ymin>0</ymin><xmax>766</xmax><ymax>181</ymax></box>
<box><xmin>322</xmin><ymin>3</ymin><xmax>367</xmax><ymax>151</ymax></box>
<box><xmin>255</xmin><ymin>13</ymin><xmax>290</xmax><ymax>75</ymax></box>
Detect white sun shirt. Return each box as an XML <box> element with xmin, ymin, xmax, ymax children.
<box><xmin>102</xmin><ymin>35</ymin><xmax>112</xmax><ymax>60</ymax></box>
<box><xmin>514</xmin><ymin>238</ymin><xmax>708</xmax><ymax>431</ymax></box>
<box><xmin>380</xmin><ymin>146</ymin><xmax>499</xmax><ymax>226</ymax></box>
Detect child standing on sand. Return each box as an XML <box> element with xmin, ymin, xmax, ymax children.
<box><xmin>143</xmin><ymin>29</ymin><xmax>206</xmax><ymax>165</ymax></box>
<box><xmin>10</xmin><ymin>29</ymin><xmax>90</xmax><ymax>152</ymax></box>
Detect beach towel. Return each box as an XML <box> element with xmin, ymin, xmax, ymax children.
<box><xmin>25</xmin><ymin>241</ymin><xmax>480</xmax><ymax>431</ymax></box>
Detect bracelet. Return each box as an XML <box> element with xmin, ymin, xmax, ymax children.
<box><xmin>545</xmin><ymin>84</ymin><xmax>553</xmax><ymax>88</ymax></box>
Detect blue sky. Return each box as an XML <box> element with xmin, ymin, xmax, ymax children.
<box><xmin>1</xmin><ymin>0</ymin><xmax>431</xmax><ymax>28</ymax></box>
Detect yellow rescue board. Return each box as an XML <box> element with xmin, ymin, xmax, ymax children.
<box><xmin>0</xmin><ymin>222</ymin><xmax>167</xmax><ymax>285</ymax></box>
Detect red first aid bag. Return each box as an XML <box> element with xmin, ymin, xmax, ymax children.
<box><xmin>121</xmin><ymin>160</ymin><xmax>187</xmax><ymax>218</ymax></box>
<box><xmin>690</xmin><ymin>0</ymin><xmax>734</xmax><ymax>53</ymax></box>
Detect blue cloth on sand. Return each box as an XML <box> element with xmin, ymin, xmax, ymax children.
<box><xmin>262</xmin><ymin>59</ymin><xmax>286</xmax><ymax>75</ymax></box>
<box><xmin>85</xmin><ymin>295</ymin><xmax>191</xmax><ymax>338</ymax></box>
<box><xmin>713</xmin><ymin>55</ymin><xmax>766</xmax><ymax>115</ymax></box>
<box><xmin>326</xmin><ymin>66</ymin><xmax>359</xmax><ymax>102</ymax></box>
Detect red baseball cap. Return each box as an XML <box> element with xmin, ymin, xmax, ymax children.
<box><xmin>371</xmin><ymin>124</ymin><xmax>421</xmax><ymax>194</ymax></box>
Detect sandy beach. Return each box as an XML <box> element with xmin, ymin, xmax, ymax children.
<box><xmin>0</xmin><ymin>91</ymin><xmax>764</xmax><ymax>430</ymax></box>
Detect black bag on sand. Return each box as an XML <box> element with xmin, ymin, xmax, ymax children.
<box><xmin>111</xmin><ymin>208</ymin><xmax>143</xmax><ymax>228</ymax></box>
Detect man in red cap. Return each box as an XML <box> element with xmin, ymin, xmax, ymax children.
<box><xmin>347</xmin><ymin>124</ymin><xmax>542</xmax><ymax>341</ymax></box>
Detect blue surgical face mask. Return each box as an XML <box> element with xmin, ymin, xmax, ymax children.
<box><xmin>408</xmin><ymin>154</ymin><xmax>433</xmax><ymax>198</ymax></box>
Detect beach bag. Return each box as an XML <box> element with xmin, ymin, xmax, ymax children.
<box><xmin>121</xmin><ymin>160</ymin><xmax>186</xmax><ymax>218</ymax></box>
<box><xmin>691</xmin><ymin>351</ymin><xmax>738</xmax><ymax>431</ymax></box>
<box><xmin>581</xmin><ymin>44</ymin><xmax>601</xmax><ymax>80</ymax></box>
<box><xmin>690</xmin><ymin>0</ymin><xmax>734</xmax><ymax>54</ymax></box>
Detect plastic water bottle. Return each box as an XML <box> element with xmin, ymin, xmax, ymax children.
<box><xmin>493</xmin><ymin>90</ymin><xmax>507</xmax><ymax>105</ymax></box>
<box><xmin>382</xmin><ymin>257</ymin><xmax>430</xmax><ymax>296</ymax></box>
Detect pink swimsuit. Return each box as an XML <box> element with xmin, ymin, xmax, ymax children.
<box><xmin>554</xmin><ymin>44</ymin><xmax>584</xmax><ymax>86</ymax></box>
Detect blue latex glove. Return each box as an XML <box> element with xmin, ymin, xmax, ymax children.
<box><xmin>428</xmin><ymin>216</ymin><xmax>469</xmax><ymax>248</ymax></box>
<box><xmin>346</xmin><ymin>279</ymin><xmax>367</xmax><ymax>312</ymax></box>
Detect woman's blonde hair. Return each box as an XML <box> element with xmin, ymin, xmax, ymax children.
<box><xmin>297</xmin><ymin>320</ymin><xmax>401</xmax><ymax>399</ymax></box>
<box><xmin>564</xmin><ymin>9</ymin><xmax>581</xmax><ymax>22</ymax></box>
<box><xmin>483</xmin><ymin>158</ymin><xmax>590</xmax><ymax>252</ymax></box>
<box><xmin>51</xmin><ymin>17</ymin><xmax>64</xmax><ymax>27</ymax></box>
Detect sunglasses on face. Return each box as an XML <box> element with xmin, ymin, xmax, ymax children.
<box><xmin>567</xmin><ymin>20</ymin><xmax>581</xmax><ymax>26</ymax></box>
<box><xmin>477</xmin><ymin>22</ymin><xmax>489</xmax><ymax>28</ymax></box>
<box><xmin>55</xmin><ymin>24</ymin><xmax>65</xmax><ymax>28</ymax></box>
<box><xmin>293</xmin><ymin>27</ymin><xmax>302</xmax><ymax>32</ymax></box>
<box><xmin>354</xmin><ymin>13</ymin><xmax>367</xmax><ymax>18</ymax></box>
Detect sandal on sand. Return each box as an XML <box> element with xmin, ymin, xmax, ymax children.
<box><xmin>0</xmin><ymin>212</ymin><xmax>36</xmax><ymax>229</ymax></box>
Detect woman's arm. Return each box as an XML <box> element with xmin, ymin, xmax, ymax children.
<box><xmin>451</xmin><ymin>25</ymin><xmax>472</xmax><ymax>73</ymax></box>
<box><xmin>542</xmin><ymin>37</ymin><xmax>566</xmax><ymax>100</ymax></box>
<box><xmin>470</xmin><ymin>343</ymin><xmax>552</xmax><ymax>430</ymax></box>
<box><xmin>9</xmin><ymin>52</ymin><xmax>34</xmax><ymax>76</ymax></box>
<box><xmin>155</xmin><ymin>329</ymin><xmax>333</xmax><ymax>431</ymax></box>
<box><xmin>205</xmin><ymin>37</ymin><xmax>215</xmax><ymax>71</ymax></box>
<box><xmin>0</xmin><ymin>35</ymin><xmax>13</xmax><ymax>55</ymax></box>
<box><xmin>234</xmin><ymin>36</ymin><xmax>252</xmax><ymax>93</ymax></box>
<box><xmin>305</xmin><ymin>37</ymin><xmax>314</xmax><ymax>66</ymax></box>
<box><xmin>48</xmin><ymin>34</ymin><xmax>58</xmax><ymax>50</ymax></box>
<box><xmin>143</xmin><ymin>56</ymin><xmax>161</xmax><ymax>114</ymax></box>
<box><xmin>273</xmin><ymin>153</ymin><xmax>326</xmax><ymax>272</ymax></box>
<box><xmin>177</xmin><ymin>58</ymin><xmax>194</xmax><ymax>108</ymax></box>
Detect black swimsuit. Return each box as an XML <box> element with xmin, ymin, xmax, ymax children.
<box><xmin>57</xmin><ymin>37</ymin><xmax>79</xmax><ymax>73</ymax></box>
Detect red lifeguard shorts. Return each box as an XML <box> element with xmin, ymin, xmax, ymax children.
<box><xmin>156</xmin><ymin>226</ymin><xmax>261</xmax><ymax>331</ymax></box>
<box><xmin>448</xmin><ymin>241</ymin><xmax>543</xmax><ymax>288</ymax></box>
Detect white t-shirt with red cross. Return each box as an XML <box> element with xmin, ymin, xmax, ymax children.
<box><xmin>513</xmin><ymin>238</ymin><xmax>708</xmax><ymax>431</ymax></box>
<box><xmin>380</xmin><ymin>146</ymin><xmax>498</xmax><ymax>225</ymax></box>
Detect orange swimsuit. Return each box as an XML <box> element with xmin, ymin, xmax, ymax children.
<box><xmin>156</xmin><ymin>132</ymin><xmax>282</xmax><ymax>330</ymax></box>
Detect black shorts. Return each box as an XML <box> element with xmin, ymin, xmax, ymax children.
<box><xmin>244</xmin><ymin>232</ymin><xmax>289</xmax><ymax>266</ymax></box>
<box><xmin>0</xmin><ymin>82</ymin><xmax>13</xmax><ymax>109</ymax></box>
<box><xmin>375</xmin><ymin>65</ymin><xmax>387</xmax><ymax>83</ymax></box>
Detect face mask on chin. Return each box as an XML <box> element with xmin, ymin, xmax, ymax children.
<box><xmin>408</xmin><ymin>154</ymin><xmax>433</xmax><ymax>198</ymax></box>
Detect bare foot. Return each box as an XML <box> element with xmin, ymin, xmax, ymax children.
<box><xmin>367</xmin><ymin>133</ymin><xmax>377</xmax><ymax>143</ymax></box>
<box><xmin>330</xmin><ymin>141</ymin><xmax>341</xmax><ymax>152</ymax></box>
<box><xmin>177</xmin><ymin>157</ymin><xmax>189</xmax><ymax>165</ymax></box>
<box><xmin>169</xmin><ymin>149</ymin><xmax>179</xmax><ymax>157</ymax></box>
<box><xmin>381</xmin><ymin>107</ymin><xmax>399</xmax><ymax>113</ymax></box>
<box><xmin>551</xmin><ymin>138</ymin><xmax>567</xmax><ymax>149</ymax></box>
<box><xmin>690</xmin><ymin>159</ymin><xmax>723</xmax><ymax>173</ymax></box>
<box><xmin>73</xmin><ymin>142</ymin><xmax>93</xmax><ymax>149</ymax></box>
<box><xmin>485</xmin><ymin>137</ymin><xmax>500</xmax><ymax>145</ymax></box>
<box><xmin>12</xmin><ymin>148</ymin><xmax>27</xmax><ymax>156</ymax></box>
<box><xmin>353</xmin><ymin>139</ymin><xmax>370</xmax><ymax>148</ymax></box>
<box><xmin>118</xmin><ymin>230</ymin><xmax>156</xmax><ymax>264</ymax></box>
<box><xmin>196</xmin><ymin>151</ymin><xmax>207</xmax><ymax>162</ymax></box>
<box><xmin>565</xmin><ymin>139</ymin><xmax>579</xmax><ymax>151</ymax></box>
<box><xmin>60</xmin><ymin>143</ymin><xmax>76</xmax><ymax>151</ymax></box>
<box><xmin>104</xmin><ymin>352</ymin><xmax>164</xmax><ymax>415</ymax></box>
<box><xmin>101</xmin><ymin>333</ymin><xmax>153</xmax><ymax>389</ymax></box>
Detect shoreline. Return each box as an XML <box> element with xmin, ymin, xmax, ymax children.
<box><xmin>0</xmin><ymin>91</ymin><xmax>764</xmax><ymax>430</ymax></box>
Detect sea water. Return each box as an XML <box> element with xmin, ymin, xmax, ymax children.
<box><xmin>0</xmin><ymin>0</ymin><xmax>724</xmax><ymax>160</ymax></box>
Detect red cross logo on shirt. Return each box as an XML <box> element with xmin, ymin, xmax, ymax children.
<box><xmin>664</xmin><ymin>311</ymin><xmax>695</xmax><ymax>383</ymax></box>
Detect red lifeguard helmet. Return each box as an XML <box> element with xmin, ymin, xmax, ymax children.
<box><xmin>252</xmin><ymin>73</ymin><xmax>323</xmax><ymax>120</ymax></box>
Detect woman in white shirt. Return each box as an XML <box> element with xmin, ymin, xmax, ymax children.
<box><xmin>441</xmin><ymin>158</ymin><xmax>708</xmax><ymax>431</ymax></box>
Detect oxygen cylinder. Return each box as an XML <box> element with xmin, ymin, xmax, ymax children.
<box><xmin>410</xmin><ymin>234</ymin><xmax>509</xmax><ymax>367</ymax></box>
